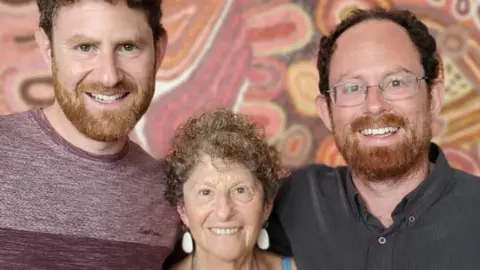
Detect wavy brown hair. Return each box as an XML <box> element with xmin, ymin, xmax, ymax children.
<box><xmin>163</xmin><ymin>109</ymin><xmax>288</xmax><ymax>206</ymax></box>
<box><xmin>37</xmin><ymin>0</ymin><xmax>165</xmax><ymax>42</ymax></box>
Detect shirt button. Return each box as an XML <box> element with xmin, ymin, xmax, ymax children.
<box><xmin>408</xmin><ymin>216</ymin><xmax>415</xmax><ymax>223</ymax></box>
<box><xmin>378</xmin><ymin>237</ymin><xmax>387</xmax><ymax>245</ymax></box>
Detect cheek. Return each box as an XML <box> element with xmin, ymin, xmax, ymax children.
<box><xmin>120</xmin><ymin>66</ymin><xmax>154</xmax><ymax>92</ymax></box>
<box><xmin>407</xmin><ymin>107</ymin><xmax>431</xmax><ymax>134</ymax></box>
<box><xmin>183</xmin><ymin>199</ymin><xmax>212</xmax><ymax>229</ymax></box>
<box><xmin>54</xmin><ymin>61</ymin><xmax>88</xmax><ymax>89</ymax></box>
<box><xmin>53</xmin><ymin>71</ymin><xmax>75</xmax><ymax>92</ymax></box>
<box><xmin>395</xmin><ymin>99</ymin><xmax>428</xmax><ymax>124</ymax></box>
<box><xmin>118</xmin><ymin>56</ymin><xmax>155</xmax><ymax>83</ymax></box>
<box><xmin>331</xmin><ymin>108</ymin><xmax>357</xmax><ymax>130</ymax></box>
<box><xmin>240</xmin><ymin>201</ymin><xmax>266</xmax><ymax>228</ymax></box>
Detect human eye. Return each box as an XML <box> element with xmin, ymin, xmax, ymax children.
<box><xmin>119</xmin><ymin>43</ymin><xmax>137</xmax><ymax>52</ymax></box>
<box><xmin>388</xmin><ymin>78</ymin><xmax>405</xmax><ymax>87</ymax></box>
<box><xmin>198</xmin><ymin>188</ymin><xmax>212</xmax><ymax>197</ymax></box>
<box><xmin>194</xmin><ymin>187</ymin><xmax>214</xmax><ymax>203</ymax></box>
<box><xmin>233</xmin><ymin>186</ymin><xmax>247</xmax><ymax>194</ymax></box>
<box><xmin>384</xmin><ymin>74</ymin><xmax>414</xmax><ymax>89</ymax></box>
<box><xmin>340</xmin><ymin>82</ymin><xmax>362</xmax><ymax>94</ymax></box>
<box><xmin>75</xmin><ymin>44</ymin><xmax>93</xmax><ymax>52</ymax></box>
<box><xmin>231</xmin><ymin>186</ymin><xmax>254</xmax><ymax>202</ymax></box>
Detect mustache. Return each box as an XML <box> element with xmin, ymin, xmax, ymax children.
<box><xmin>76</xmin><ymin>80</ymin><xmax>137</xmax><ymax>95</ymax></box>
<box><xmin>351</xmin><ymin>113</ymin><xmax>406</xmax><ymax>131</ymax></box>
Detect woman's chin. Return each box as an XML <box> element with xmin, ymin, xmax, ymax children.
<box><xmin>198</xmin><ymin>243</ymin><xmax>255</xmax><ymax>262</ymax></box>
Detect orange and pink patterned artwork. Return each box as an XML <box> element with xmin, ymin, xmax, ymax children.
<box><xmin>1</xmin><ymin>0</ymin><xmax>479</xmax><ymax>175</ymax></box>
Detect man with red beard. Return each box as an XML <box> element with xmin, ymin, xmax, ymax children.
<box><xmin>266</xmin><ymin>8</ymin><xmax>480</xmax><ymax>270</ymax></box>
<box><xmin>0</xmin><ymin>0</ymin><xmax>179</xmax><ymax>268</ymax></box>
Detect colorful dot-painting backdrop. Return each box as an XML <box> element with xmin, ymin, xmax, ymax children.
<box><xmin>1</xmin><ymin>0</ymin><xmax>479</xmax><ymax>176</ymax></box>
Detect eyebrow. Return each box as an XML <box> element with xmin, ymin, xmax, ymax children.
<box><xmin>66</xmin><ymin>34</ymin><xmax>149</xmax><ymax>46</ymax></box>
<box><xmin>66</xmin><ymin>34</ymin><xmax>100</xmax><ymax>46</ymax></box>
<box><xmin>192</xmin><ymin>179</ymin><xmax>254</xmax><ymax>189</ymax></box>
<box><xmin>334</xmin><ymin>67</ymin><xmax>416</xmax><ymax>84</ymax></box>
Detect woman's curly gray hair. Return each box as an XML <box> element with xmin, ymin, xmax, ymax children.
<box><xmin>162</xmin><ymin>109</ymin><xmax>288</xmax><ymax>205</ymax></box>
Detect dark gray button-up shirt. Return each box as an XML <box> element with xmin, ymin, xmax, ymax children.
<box><xmin>268</xmin><ymin>143</ymin><xmax>480</xmax><ymax>270</ymax></box>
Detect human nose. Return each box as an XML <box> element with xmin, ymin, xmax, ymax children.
<box><xmin>214</xmin><ymin>194</ymin><xmax>235</xmax><ymax>221</ymax></box>
<box><xmin>94</xmin><ymin>50</ymin><xmax>124</xmax><ymax>87</ymax></box>
<box><xmin>363</xmin><ymin>85</ymin><xmax>389</xmax><ymax>115</ymax></box>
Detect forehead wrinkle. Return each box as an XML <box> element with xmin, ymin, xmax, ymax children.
<box><xmin>335</xmin><ymin>67</ymin><xmax>417</xmax><ymax>85</ymax></box>
<box><xmin>186</xmin><ymin>153</ymin><xmax>257</xmax><ymax>185</ymax></box>
<box><xmin>187</xmin><ymin>161</ymin><xmax>256</xmax><ymax>188</ymax></box>
<box><xmin>193</xmin><ymin>169</ymin><xmax>254</xmax><ymax>186</ymax></box>
<box><xmin>53</xmin><ymin>1</ymin><xmax>152</xmax><ymax>40</ymax></box>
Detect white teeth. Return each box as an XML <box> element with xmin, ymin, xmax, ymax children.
<box><xmin>360</xmin><ymin>127</ymin><xmax>399</xmax><ymax>136</ymax></box>
<box><xmin>90</xmin><ymin>93</ymin><xmax>126</xmax><ymax>102</ymax></box>
<box><xmin>210</xmin><ymin>228</ymin><xmax>239</xmax><ymax>235</ymax></box>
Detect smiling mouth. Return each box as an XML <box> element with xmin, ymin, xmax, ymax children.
<box><xmin>360</xmin><ymin>127</ymin><xmax>399</xmax><ymax>136</ymax></box>
<box><xmin>86</xmin><ymin>92</ymin><xmax>130</xmax><ymax>103</ymax></box>
<box><xmin>209</xmin><ymin>227</ymin><xmax>241</xmax><ymax>235</ymax></box>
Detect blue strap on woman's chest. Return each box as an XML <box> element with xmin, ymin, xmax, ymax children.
<box><xmin>281</xmin><ymin>257</ymin><xmax>291</xmax><ymax>270</ymax></box>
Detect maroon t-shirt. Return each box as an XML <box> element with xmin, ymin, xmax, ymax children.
<box><xmin>0</xmin><ymin>109</ymin><xmax>180</xmax><ymax>269</ymax></box>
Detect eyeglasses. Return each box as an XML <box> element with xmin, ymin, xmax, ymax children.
<box><xmin>326</xmin><ymin>73</ymin><xmax>427</xmax><ymax>107</ymax></box>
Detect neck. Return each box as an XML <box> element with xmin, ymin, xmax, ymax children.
<box><xmin>191</xmin><ymin>248</ymin><xmax>257</xmax><ymax>270</ymax></box>
<box><xmin>42</xmin><ymin>103</ymin><xmax>127</xmax><ymax>156</ymax></box>
<box><xmin>351</xmin><ymin>158</ymin><xmax>430</xmax><ymax>227</ymax></box>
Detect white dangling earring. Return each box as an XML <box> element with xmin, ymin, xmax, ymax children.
<box><xmin>256</xmin><ymin>228</ymin><xmax>270</xmax><ymax>250</ymax></box>
<box><xmin>182</xmin><ymin>230</ymin><xmax>193</xmax><ymax>253</ymax></box>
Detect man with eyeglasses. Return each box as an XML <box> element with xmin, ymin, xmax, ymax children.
<box><xmin>266</xmin><ymin>8</ymin><xmax>480</xmax><ymax>270</ymax></box>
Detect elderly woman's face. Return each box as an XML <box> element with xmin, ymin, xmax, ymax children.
<box><xmin>178</xmin><ymin>154</ymin><xmax>271</xmax><ymax>261</ymax></box>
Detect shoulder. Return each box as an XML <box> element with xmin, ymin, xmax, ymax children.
<box><xmin>286</xmin><ymin>163</ymin><xmax>340</xmax><ymax>183</ymax></box>
<box><xmin>127</xmin><ymin>140</ymin><xmax>156</xmax><ymax>160</ymax></box>
<box><xmin>122</xmin><ymin>142</ymin><xmax>175</xmax><ymax>201</ymax></box>
<box><xmin>0</xmin><ymin>110</ymin><xmax>35</xmax><ymax>135</ymax></box>
<box><xmin>278</xmin><ymin>163</ymin><xmax>345</xmax><ymax>198</ymax></box>
<box><xmin>435</xmin><ymin>168</ymin><xmax>480</xmax><ymax>225</ymax></box>
<box><xmin>0</xmin><ymin>110</ymin><xmax>40</xmax><ymax>149</ymax></box>
<box><xmin>125</xmin><ymin>140</ymin><xmax>163</xmax><ymax>170</ymax></box>
<box><xmin>451</xmin><ymin>168</ymin><xmax>480</xmax><ymax>197</ymax></box>
<box><xmin>257</xmin><ymin>250</ymin><xmax>297</xmax><ymax>270</ymax></box>
<box><xmin>0</xmin><ymin>110</ymin><xmax>30</xmax><ymax>123</ymax></box>
<box><xmin>432</xmin><ymin>144</ymin><xmax>480</xmax><ymax>203</ymax></box>
<box><xmin>453</xmin><ymin>169</ymin><xmax>480</xmax><ymax>182</ymax></box>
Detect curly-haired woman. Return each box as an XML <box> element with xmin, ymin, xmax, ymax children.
<box><xmin>163</xmin><ymin>109</ymin><xmax>296</xmax><ymax>270</ymax></box>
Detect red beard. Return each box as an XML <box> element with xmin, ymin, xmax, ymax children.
<box><xmin>333</xmin><ymin>113</ymin><xmax>432</xmax><ymax>182</ymax></box>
